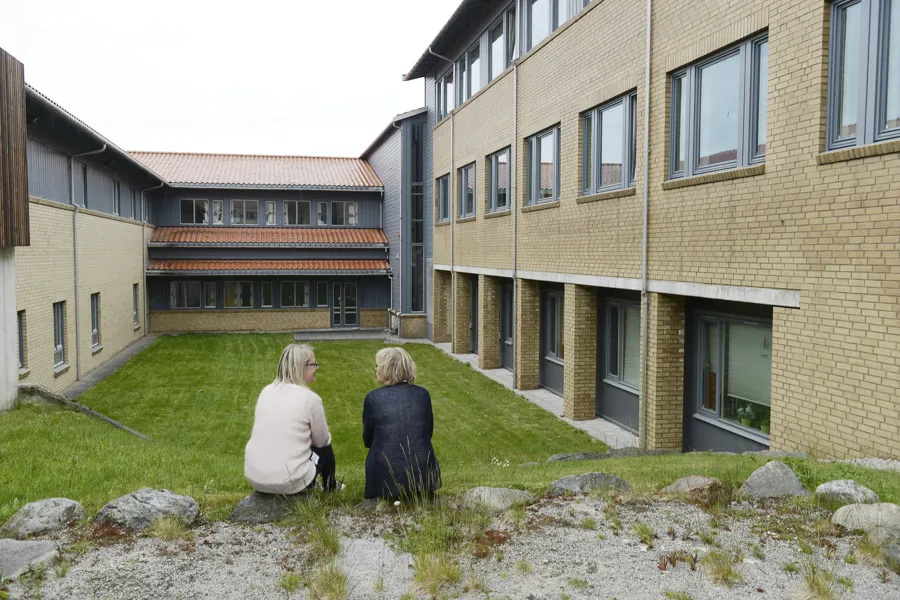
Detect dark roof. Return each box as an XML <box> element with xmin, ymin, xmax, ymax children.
<box><xmin>360</xmin><ymin>107</ymin><xmax>428</xmax><ymax>159</ymax></box>
<box><xmin>151</xmin><ymin>227</ymin><xmax>388</xmax><ymax>247</ymax></box>
<box><xmin>404</xmin><ymin>0</ymin><xmax>496</xmax><ymax>81</ymax></box>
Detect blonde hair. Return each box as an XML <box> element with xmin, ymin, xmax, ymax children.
<box><xmin>274</xmin><ymin>344</ymin><xmax>315</xmax><ymax>387</ymax></box>
<box><xmin>376</xmin><ymin>347</ymin><xmax>416</xmax><ymax>386</ymax></box>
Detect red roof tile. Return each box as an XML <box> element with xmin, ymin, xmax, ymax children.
<box><xmin>129</xmin><ymin>151</ymin><xmax>383</xmax><ymax>190</ymax></box>
<box><xmin>147</xmin><ymin>259</ymin><xmax>390</xmax><ymax>274</ymax></box>
<box><xmin>151</xmin><ymin>227</ymin><xmax>388</xmax><ymax>246</ymax></box>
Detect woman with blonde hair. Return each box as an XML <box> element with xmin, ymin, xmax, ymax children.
<box><xmin>244</xmin><ymin>343</ymin><xmax>336</xmax><ymax>494</ymax></box>
<box><xmin>362</xmin><ymin>347</ymin><xmax>441</xmax><ymax>500</ymax></box>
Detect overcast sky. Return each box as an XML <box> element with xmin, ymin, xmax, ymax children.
<box><xmin>0</xmin><ymin>0</ymin><xmax>459</xmax><ymax>157</ymax></box>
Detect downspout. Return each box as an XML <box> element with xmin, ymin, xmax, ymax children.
<box><xmin>639</xmin><ymin>0</ymin><xmax>653</xmax><ymax>450</ymax></box>
<box><xmin>392</xmin><ymin>120</ymin><xmax>402</xmax><ymax>327</ymax></box>
<box><xmin>139</xmin><ymin>181</ymin><xmax>165</xmax><ymax>337</ymax></box>
<box><xmin>511</xmin><ymin>2</ymin><xmax>521</xmax><ymax>389</ymax></box>
<box><xmin>70</xmin><ymin>144</ymin><xmax>107</xmax><ymax>381</ymax></box>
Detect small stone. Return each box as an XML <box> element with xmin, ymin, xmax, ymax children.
<box><xmin>354</xmin><ymin>498</ymin><xmax>380</xmax><ymax>514</ymax></box>
<box><xmin>230</xmin><ymin>491</ymin><xmax>310</xmax><ymax>524</ymax></box>
<box><xmin>549</xmin><ymin>473</ymin><xmax>630</xmax><ymax>496</ymax></box>
<box><xmin>0</xmin><ymin>539</ymin><xmax>58</xmax><ymax>580</ymax></box>
<box><xmin>461</xmin><ymin>487</ymin><xmax>536</xmax><ymax>515</ymax></box>
<box><xmin>1</xmin><ymin>498</ymin><xmax>86</xmax><ymax>539</ymax></box>
<box><xmin>739</xmin><ymin>461</ymin><xmax>810</xmax><ymax>499</ymax></box>
<box><xmin>815</xmin><ymin>480</ymin><xmax>879</xmax><ymax>508</ymax></box>
<box><xmin>95</xmin><ymin>488</ymin><xmax>199</xmax><ymax>531</ymax></box>
<box><xmin>659</xmin><ymin>476</ymin><xmax>725</xmax><ymax>504</ymax></box>
<box><xmin>832</xmin><ymin>503</ymin><xmax>900</xmax><ymax>533</ymax></box>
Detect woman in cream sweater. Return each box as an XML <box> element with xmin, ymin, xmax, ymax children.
<box><xmin>244</xmin><ymin>343</ymin><xmax>336</xmax><ymax>494</ymax></box>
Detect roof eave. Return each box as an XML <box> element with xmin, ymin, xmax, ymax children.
<box><xmin>167</xmin><ymin>183</ymin><xmax>383</xmax><ymax>192</ymax></box>
<box><xmin>148</xmin><ymin>242</ymin><xmax>389</xmax><ymax>249</ymax></box>
<box><xmin>360</xmin><ymin>107</ymin><xmax>428</xmax><ymax>159</ymax></box>
<box><xmin>147</xmin><ymin>269</ymin><xmax>392</xmax><ymax>276</ymax></box>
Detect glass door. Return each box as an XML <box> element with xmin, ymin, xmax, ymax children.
<box><xmin>344</xmin><ymin>282</ymin><xmax>358</xmax><ymax>326</ymax></box>
<box><xmin>331</xmin><ymin>282</ymin><xmax>359</xmax><ymax>327</ymax></box>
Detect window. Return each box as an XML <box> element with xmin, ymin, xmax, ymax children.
<box><xmin>16</xmin><ymin>310</ymin><xmax>25</xmax><ymax>370</ymax></box>
<box><xmin>284</xmin><ymin>200</ymin><xmax>311</xmax><ymax>225</ymax></box>
<box><xmin>506</xmin><ymin>6</ymin><xmax>517</xmax><ymax>65</ymax></box>
<box><xmin>317</xmin><ymin>202</ymin><xmax>328</xmax><ymax>226</ymax></box>
<box><xmin>113</xmin><ymin>182</ymin><xmax>121</xmax><ymax>216</ymax></box>
<box><xmin>331</xmin><ymin>201</ymin><xmax>358</xmax><ymax>226</ymax></box>
<box><xmin>82</xmin><ymin>165</ymin><xmax>88</xmax><ymax>208</ymax></box>
<box><xmin>224</xmin><ymin>281</ymin><xmax>254</xmax><ymax>308</ymax></box>
<box><xmin>261</xmin><ymin>282</ymin><xmax>273</xmax><ymax>308</ymax></box>
<box><xmin>606</xmin><ymin>301</ymin><xmax>640</xmax><ymax>389</ymax></box>
<box><xmin>526</xmin><ymin>126</ymin><xmax>559</xmax><ymax>204</ymax></box>
<box><xmin>457</xmin><ymin>55</ymin><xmax>468</xmax><ymax>106</ymax></box>
<box><xmin>488</xmin><ymin>149</ymin><xmax>510</xmax><ymax>211</ymax></box>
<box><xmin>437</xmin><ymin>69</ymin><xmax>455</xmax><ymax>120</ymax></box>
<box><xmin>527</xmin><ymin>0</ymin><xmax>585</xmax><ymax>51</ymax></box>
<box><xmin>317</xmin><ymin>282</ymin><xmax>328</xmax><ymax>307</ymax></box>
<box><xmin>130</xmin><ymin>189</ymin><xmax>137</xmax><ymax>220</ymax></box>
<box><xmin>132</xmin><ymin>283</ymin><xmax>140</xmax><ymax>327</ymax></box>
<box><xmin>230</xmin><ymin>200</ymin><xmax>258</xmax><ymax>225</ymax></box>
<box><xmin>265</xmin><ymin>201</ymin><xmax>277</xmax><ymax>225</ymax></box>
<box><xmin>468</xmin><ymin>45</ymin><xmax>481</xmax><ymax>97</ymax></box>
<box><xmin>90</xmin><ymin>293</ymin><xmax>100</xmax><ymax>348</ymax></box>
<box><xmin>203</xmin><ymin>282</ymin><xmax>216</xmax><ymax>308</ymax></box>
<box><xmin>828</xmin><ymin>0</ymin><xmax>900</xmax><ymax>149</ymax></box>
<box><xmin>281</xmin><ymin>281</ymin><xmax>310</xmax><ymax>307</ymax></box>
<box><xmin>582</xmin><ymin>91</ymin><xmax>638</xmax><ymax>194</ymax></box>
<box><xmin>211</xmin><ymin>200</ymin><xmax>224</xmax><ymax>225</ymax></box>
<box><xmin>170</xmin><ymin>281</ymin><xmax>202</xmax><ymax>308</ymax></box>
<box><xmin>436</xmin><ymin>175</ymin><xmax>450</xmax><ymax>222</ymax></box>
<box><xmin>411</xmin><ymin>123</ymin><xmax>425</xmax><ymax>313</ymax></box>
<box><xmin>53</xmin><ymin>302</ymin><xmax>65</xmax><ymax>367</ymax></box>
<box><xmin>698</xmin><ymin>316</ymin><xmax>772</xmax><ymax>435</ymax></box>
<box><xmin>669</xmin><ymin>33</ymin><xmax>768</xmax><ymax>178</ymax></box>
<box><xmin>546</xmin><ymin>290</ymin><xmax>564</xmax><ymax>360</ymax></box>
<box><xmin>490</xmin><ymin>22</ymin><xmax>505</xmax><ymax>81</ymax></box>
<box><xmin>458</xmin><ymin>163</ymin><xmax>476</xmax><ymax>218</ymax></box>
<box><xmin>180</xmin><ymin>199</ymin><xmax>209</xmax><ymax>225</ymax></box>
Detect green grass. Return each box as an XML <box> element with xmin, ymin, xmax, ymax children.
<box><xmin>2</xmin><ymin>334</ymin><xmax>900</xmax><ymax>521</ymax></box>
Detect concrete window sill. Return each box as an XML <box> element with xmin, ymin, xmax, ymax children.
<box><xmin>435</xmin><ymin>220</ymin><xmax>451</xmax><ymax>228</ymax></box>
<box><xmin>522</xmin><ymin>201</ymin><xmax>560</xmax><ymax>213</ymax></box>
<box><xmin>577</xmin><ymin>187</ymin><xmax>637</xmax><ymax>204</ymax></box>
<box><xmin>134</xmin><ymin>323</ymin><xmax>142</xmax><ymax>331</ymax></box>
<box><xmin>662</xmin><ymin>164</ymin><xmax>765</xmax><ymax>190</ymax></box>
<box><xmin>817</xmin><ymin>139</ymin><xmax>900</xmax><ymax>165</ymax></box>
<box><xmin>484</xmin><ymin>209</ymin><xmax>511</xmax><ymax>219</ymax></box>
<box><xmin>692</xmin><ymin>412</ymin><xmax>770</xmax><ymax>446</ymax></box>
<box><xmin>456</xmin><ymin>216</ymin><xmax>476</xmax><ymax>224</ymax></box>
<box><xmin>53</xmin><ymin>364</ymin><xmax>70</xmax><ymax>378</ymax></box>
<box><xmin>91</xmin><ymin>345</ymin><xmax>103</xmax><ymax>356</ymax></box>
<box><xmin>18</xmin><ymin>368</ymin><xmax>30</xmax><ymax>380</ymax></box>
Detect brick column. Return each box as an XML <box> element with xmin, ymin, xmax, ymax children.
<box><xmin>514</xmin><ymin>278</ymin><xmax>540</xmax><ymax>390</ymax></box>
<box><xmin>563</xmin><ymin>284</ymin><xmax>596</xmax><ymax>420</ymax></box>
<box><xmin>452</xmin><ymin>273</ymin><xmax>471</xmax><ymax>354</ymax></box>
<box><xmin>644</xmin><ymin>293</ymin><xmax>685</xmax><ymax>450</ymax></box>
<box><xmin>432</xmin><ymin>270</ymin><xmax>452</xmax><ymax>343</ymax></box>
<box><xmin>477</xmin><ymin>275</ymin><xmax>500</xmax><ymax>370</ymax></box>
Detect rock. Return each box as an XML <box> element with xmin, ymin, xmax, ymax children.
<box><xmin>743</xmin><ymin>450</ymin><xmax>809</xmax><ymax>459</ymax></box>
<box><xmin>815</xmin><ymin>480</ymin><xmax>879</xmax><ymax>508</ymax></box>
<box><xmin>230</xmin><ymin>491</ymin><xmax>311</xmax><ymax>524</ymax></box>
<box><xmin>546</xmin><ymin>448</ymin><xmax>676</xmax><ymax>463</ymax></box>
<box><xmin>868</xmin><ymin>526</ymin><xmax>900</xmax><ymax>546</ymax></box>
<box><xmin>659</xmin><ymin>476</ymin><xmax>725</xmax><ymax>504</ymax></box>
<box><xmin>887</xmin><ymin>543</ymin><xmax>900</xmax><ymax>569</ymax></box>
<box><xmin>738</xmin><ymin>461</ymin><xmax>809</xmax><ymax>499</ymax></box>
<box><xmin>547</xmin><ymin>452</ymin><xmax>609</xmax><ymax>463</ymax></box>
<box><xmin>95</xmin><ymin>488</ymin><xmax>199</xmax><ymax>531</ymax></box>
<box><xmin>550</xmin><ymin>473</ymin><xmax>630</xmax><ymax>496</ymax></box>
<box><xmin>354</xmin><ymin>498</ymin><xmax>380</xmax><ymax>514</ymax></box>
<box><xmin>832</xmin><ymin>503</ymin><xmax>900</xmax><ymax>533</ymax></box>
<box><xmin>461</xmin><ymin>487</ymin><xmax>536</xmax><ymax>514</ymax></box>
<box><xmin>0</xmin><ymin>539</ymin><xmax>58</xmax><ymax>580</ymax></box>
<box><xmin>1</xmin><ymin>498</ymin><xmax>86</xmax><ymax>539</ymax></box>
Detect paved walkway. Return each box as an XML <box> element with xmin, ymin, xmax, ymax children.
<box><xmin>63</xmin><ymin>334</ymin><xmax>160</xmax><ymax>399</ymax></box>
<box><xmin>433</xmin><ymin>343</ymin><xmax>639</xmax><ymax>449</ymax></box>
<box><xmin>293</xmin><ymin>328</ymin><xmax>390</xmax><ymax>342</ymax></box>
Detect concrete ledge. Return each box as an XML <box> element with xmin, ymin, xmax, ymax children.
<box><xmin>484</xmin><ymin>209</ymin><xmax>511</xmax><ymax>219</ymax></box>
<box><xmin>52</xmin><ymin>364</ymin><xmax>70</xmax><ymax>378</ymax></box>
<box><xmin>435</xmin><ymin>220</ymin><xmax>450</xmax><ymax>228</ymax></box>
<box><xmin>662</xmin><ymin>164</ymin><xmax>765</xmax><ymax>190</ymax></box>
<box><xmin>455</xmin><ymin>216</ymin><xmax>476</xmax><ymax>224</ymax></box>
<box><xmin>576</xmin><ymin>187</ymin><xmax>636</xmax><ymax>204</ymax></box>
<box><xmin>18</xmin><ymin>368</ymin><xmax>30</xmax><ymax>380</ymax></box>
<box><xmin>521</xmin><ymin>201</ymin><xmax>560</xmax><ymax>213</ymax></box>
<box><xmin>817</xmin><ymin>139</ymin><xmax>900</xmax><ymax>164</ymax></box>
<box><xmin>91</xmin><ymin>345</ymin><xmax>103</xmax><ymax>356</ymax></box>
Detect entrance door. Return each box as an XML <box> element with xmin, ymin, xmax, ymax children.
<box><xmin>596</xmin><ymin>298</ymin><xmax>640</xmax><ymax>433</ymax></box>
<box><xmin>332</xmin><ymin>282</ymin><xmax>358</xmax><ymax>327</ymax></box>
<box><xmin>499</xmin><ymin>283</ymin><xmax>514</xmax><ymax>371</ymax></box>
<box><xmin>470</xmin><ymin>277</ymin><xmax>479</xmax><ymax>354</ymax></box>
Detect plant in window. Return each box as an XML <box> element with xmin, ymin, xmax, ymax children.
<box><xmin>760</xmin><ymin>418</ymin><xmax>770</xmax><ymax>435</ymax></box>
<box><xmin>737</xmin><ymin>404</ymin><xmax>755</xmax><ymax>427</ymax></box>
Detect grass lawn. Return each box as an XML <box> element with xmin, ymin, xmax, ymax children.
<box><xmin>2</xmin><ymin>334</ymin><xmax>899</xmax><ymax>522</ymax></box>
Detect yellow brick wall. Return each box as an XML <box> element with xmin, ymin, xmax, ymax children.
<box><xmin>451</xmin><ymin>273</ymin><xmax>472</xmax><ymax>354</ymax></box>
<box><xmin>644</xmin><ymin>293</ymin><xmax>685</xmax><ymax>450</ymax></box>
<box><xmin>433</xmin><ymin>121</ymin><xmax>452</xmax><ymax>266</ymax></box>
<box><xmin>514</xmin><ymin>278</ymin><xmax>541</xmax><ymax>390</ymax></box>
<box><xmin>150</xmin><ymin>309</ymin><xmax>330</xmax><ymax>333</ymax></box>
<box><xmin>563</xmin><ymin>284</ymin><xmax>597</xmax><ymax>420</ymax></box>
<box><xmin>432</xmin><ymin>270</ymin><xmax>452</xmax><ymax>343</ymax></box>
<box><xmin>477</xmin><ymin>275</ymin><xmax>500</xmax><ymax>369</ymax></box>
<box><xmin>399</xmin><ymin>314</ymin><xmax>428</xmax><ymax>339</ymax></box>
<box><xmin>361</xmin><ymin>309</ymin><xmax>388</xmax><ymax>330</ymax></box>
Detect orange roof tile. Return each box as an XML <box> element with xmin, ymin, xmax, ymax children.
<box><xmin>147</xmin><ymin>259</ymin><xmax>390</xmax><ymax>274</ymax></box>
<box><xmin>151</xmin><ymin>227</ymin><xmax>388</xmax><ymax>246</ymax></box>
<box><xmin>129</xmin><ymin>151</ymin><xmax>383</xmax><ymax>190</ymax></box>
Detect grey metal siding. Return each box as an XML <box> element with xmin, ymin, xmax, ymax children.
<box><xmin>364</xmin><ymin>128</ymin><xmax>402</xmax><ymax>311</ymax></box>
<box><xmin>361</xmin><ymin>277</ymin><xmax>391</xmax><ymax>308</ymax></box>
<box><xmin>26</xmin><ymin>139</ymin><xmax>69</xmax><ymax>203</ymax></box>
<box><xmin>84</xmin><ymin>163</ymin><xmax>116</xmax><ymax>214</ymax></box>
<box><xmin>423</xmin><ymin>80</ymin><xmax>436</xmax><ymax>336</ymax></box>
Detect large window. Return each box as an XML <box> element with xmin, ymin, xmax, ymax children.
<box><xmin>526</xmin><ymin>126</ymin><xmax>559</xmax><ymax>204</ymax></box>
<box><xmin>317</xmin><ymin>282</ymin><xmax>329</xmax><ymax>307</ymax></box>
<box><xmin>546</xmin><ymin>290</ymin><xmax>564</xmax><ymax>360</ymax></box>
<box><xmin>284</xmin><ymin>200</ymin><xmax>311</xmax><ymax>225</ymax></box>
<box><xmin>669</xmin><ymin>33</ymin><xmax>768</xmax><ymax>179</ymax></box>
<box><xmin>170</xmin><ymin>281</ymin><xmax>202</xmax><ymax>308</ymax></box>
<box><xmin>436</xmin><ymin>175</ymin><xmax>450</xmax><ymax>222</ymax></box>
<box><xmin>528</xmin><ymin>0</ymin><xmax>587</xmax><ymax>51</ymax></box>
<box><xmin>212</xmin><ymin>200</ymin><xmax>224</xmax><ymax>225</ymax></box>
<box><xmin>317</xmin><ymin>202</ymin><xmax>328</xmax><ymax>226</ymax></box>
<box><xmin>698</xmin><ymin>316</ymin><xmax>772</xmax><ymax>436</ymax></box>
<box><xmin>203</xmin><ymin>282</ymin><xmax>217</xmax><ymax>308</ymax></box>
<box><xmin>605</xmin><ymin>301</ymin><xmax>640</xmax><ymax>389</ymax></box>
<box><xmin>458</xmin><ymin>163</ymin><xmax>476</xmax><ymax>218</ymax></box>
<box><xmin>490</xmin><ymin>22</ymin><xmax>505</xmax><ymax>81</ymax></box>
<box><xmin>224</xmin><ymin>281</ymin><xmax>254</xmax><ymax>308</ymax></box>
<box><xmin>261</xmin><ymin>282</ymin><xmax>273</xmax><ymax>308</ymax></box>
<box><xmin>52</xmin><ymin>301</ymin><xmax>65</xmax><ymax>367</ymax></box>
<box><xmin>457</xmin><ymin>43</ymin><xmax>482</xmax><ymax>105</ymax></box>
<box><xmin>133</xmin><ymin>284</ymin><xmax>140</xmax><ymax>327</ymax></box>
<box><xmin>265</xmin><ymin>201</ymin><xmax>277</xmax><ymax>225</ymax></box>
<box><xmin>17</xmin><ymin>310</ymin><xmax>25</xmax><ymax>370</ymax></box>
<box><xmin>828</xmin><ymin>0</ymin><xmax>900</xmax><ymax>149</ymax></box>
<box><xmin>583</xmin><ymin>91</ymin><xmax>638</xmax><ymax>194</ymax></box>
<box><xmin>411</xmin><ymin>123</ymin><xmax>425</xmax><ymax>313</ymax></box>
<box><xmin>488</xmin><ymin>149</ymin><xmax>510</xmax><ymax>212</ymax></box>
<box><xmin>230</xmin><ymin>200</ymin><xmax>259</xmax><ymax>225</ymax></box>
<box><xmin>281</xmin><ymin>281</ymin><xmax>310</xmax><ymax>307</ymax></box>
<box><xmin>331</xmin><ymin>201</ymin><xmax>358</xmax><ymax>226</ymax></box>
<box><xmin>90</xmin><ymin>293</ymin><xmax>101</xmax><ymax>348</ymax></box>
<box><xmin>180</xmin><ymin>199</ymin><xmax>208</xmax><ymax>225</ymax></box>
<box><xmin>506</xmin><ymin>6</ymin><xmax>517</xmax><ymax>66</ymax></box>
<box><xmin>437</xmin><ymin>69</ymin><xmax>455</xmax><ymax>120</ymax></box>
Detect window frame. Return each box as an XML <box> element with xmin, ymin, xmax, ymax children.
<box><xmin>330</xmin><ymin>201</ymin><xmax>359</xmax><ymax>226</ymax></box>
<box><xmin>316</xmin><ymin>282</ymin><xmax>329</xmax><ymax>307</ymax></box>
<box><xmin>668</xmin><ymin>32</ymin><xmax>769</xmax><ymax>180</ymax></box>
<box><xmin>317</xmin><ymin>202</ymin><xmax>328</xmax><ymax>226</ymax></box>
<box><xmin>170</xmin><ymin>281</ymin><xmax>202</xmax><ymax>309</ymax></box>
<box><xmin>53</xmin><ymin>301</ymin><xmax>65</xmax><ymax>367</ymax></box>
<box><xmin>526</xmin><ymin>126</ymin><xmax>560</xmax><ymax>205</ymax></box>
<box><xmin>224</xmin><ymin>281</ymin><xmax>254</xmax><ymax>308</ymax></box>
<box><xmin>280</xmin><ymin>281</ymin><xmax>310</xmax><ymax>308</ymax></box>
<box><xmin>132</xmin><ymin>283</ymin><xmax>140</xmax><ymax>327</ymax></box>
<box><xmin>261</xmin><ymin>282</ymin><xmax>273</xmax><ymax>308</ymax></box>
<box><xmin>582</xmin><ymin>91</ymin><xmax>638</xmax><ymax>195</ymax></box>
<box><xmin>458</xmin><ymin>163</ymin><xmax>477</xmax><ymax>218</ymax></box>
<box><xmin>180</xmin><ymin>199</ymin><xmax>209</xmax><ymax>225</ymax></box>
<box><xmin>488</xmin><ymin>148</ymin><xmax>511</xmax><ymax>212</ymax></box>
<box><xmin>230</xmin><ymin>199</ymin><xmax>259</xmax><ymax>226</ymax></box>
<box><xmin>90</xmin><ymin>293</ymin><xmax>101</xmax><ymax>348</ymax></box>
<box><xmin>604</xmin><ymin>300</ymin><xmax>640</xmax><ymax>391</ymax></box>
<box><xmin>203</xmin><ymin>282</ymin><xmax>217</xmax><ymax>309</ymax></box>
<box><xmin>17</xmin><ymin>310</ymin><xmax>25</xmax><ymax>370</ymax></box>
<box><xmin>130</xmin><ymin>189</ymin><xmax>136</xmax><ymax>219</ymax></box>
<box><xmin>283</xmin><ymin>200</ymin><xmax>311</xmax><ymax>226</ymax></box>
<box><xmin>436</xmin><ymin>68</ymin><xmax>456</xmax><ymax>120</ymax></box>
<box><xmin>544</xmin><ymin>289</ymin><xmax>565</xmax><ymax>361</ymax></box>
<box><xmin>436</xmin><ymin>175</ymin><xmax>450</xmax><ymax>222</ymax></box>
<box><xmin>265</xmin><ymin>200</ymin><xmax>277</xmax><ymax>225</ymax></box>
<box><xmin>113</xmin><ymin>181</ymin><xmax>121</xmax><ymax>216</ymax></box>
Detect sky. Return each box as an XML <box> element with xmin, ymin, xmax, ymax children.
<box><xmin>0</xmin><ymin>0</ymin><xmax>460</xmax><ymax>157</ymax></box>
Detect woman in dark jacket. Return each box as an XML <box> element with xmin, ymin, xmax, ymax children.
<box><xmin>362</xmin><ymin>347</ymin><xmax>441</xmax><ymax>500</ymax></box>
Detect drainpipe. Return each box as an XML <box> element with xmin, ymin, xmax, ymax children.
<box><xmin>639</xmin><ymin>0</ymin><xmax>654</xmax><ymax>450</ymax></box>
<box><xmin>511</xmin><ymin>2</ymin><xmax>521</xmax><ymax>389</ymax></box>
<box><xmin>392</xmin><ymin>120</ymin><xmax>403</xmax><ymax>324</ymax></box>
<box><xmin>139</xmin><ymin>182</ymin><xmax>165</xmax><ymax>337</ymax></box>
<box><xmin>70</xmin><ymin>144</ymin><xmax>107</xmax><ymax>381</ymax></box>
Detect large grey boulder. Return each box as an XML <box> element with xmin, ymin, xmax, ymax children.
<box><xmin>0</xmin><ymin>539</ymin><xmax>58</xmax><ymax>580</ymax></box>
<box><xmin>1</xmin><ymin>498</ymin><xmax>86</xmax><ymax>539</ymax></box>
<box><xmin>659</xmin><ymin>476</ymin><xmax>725</xmax><ymax>504</ymax></box>
<box><xmin>832</xmin><ymin>503</ymin><xmax>900</xmax><ymax>533</ymax></box>
<box><xmin>887</xmin><ymin>543</ymin><xmax>900</xmax><ymax>570</ymax></box>
<box><xmin>550</xmin><ymin>473</ymin><xmax>630</xmax><ymax>496</ymax></box>
<box><xmin>739</xmin><ymin>461</ymin><xmax>809</xmax><ymax>499</ymax></box>
<box><xmin>815</xmin><ymin>480</ymin><xmax>879</xmax><ymax>508</ymax></box>
<box><xmin>230</xmin><ymin>491</ymin><xmax>310</xmax><ymax>524</ymax></box>
<box><xmin>868</xmin><ymin>526</ymin><xmax>900</xmax><ymax>546</ymax></box>
<box><xmin>461</xmin><ymin>487</ymin><xmax>536</xmax><ymax>514</ymax></box>
<box><xmin>94</xmin><ymin>488</ymin><xmax>199</xmax><ymax>531</ymax></box>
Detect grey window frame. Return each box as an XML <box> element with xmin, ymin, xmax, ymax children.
<box><xmin>506</xmin><ymin>5</ymin><xmax>518</xmax><ymax>67</ymax></box>
<box><xmin>90</xmin><ymin>293</ymin><xmax>100</xmax><ymax>348</ymax></box>
<box><xmin>284</xmin><ymin>200</ymin><xmax>311</xmax><ymax>225</ymax></box>
<box><xmin>458</xmin><ymin>163</ymin><xmax>476</xmax><ymax>218</ymax></box>
<box><xmin>827</xmin><ymin>0</ymin><xmax>900</xmax><ymax>150</ymax></box>
<box><xmin>317</xmin><ymin>202</ymin><xmax>328</xmax><ymax>226</ymax></box>
<box><xmin>527</xmin><ymin>0</ymin><xmax>588</xmax><ymax>52</ymax></box>
<box><xmin>437</xmin><ymin>68</ymin><xmax>456</xmax><ymax>120</ymax></box>
<box><xmin>488</xmin><ymin>7</ymin><xmax>517</xmax><ymax>82</ymax></box>
<box><xmin>132</xmin><ymin>283</ymin><xmax>139</xmax><ymax>327</ymax></box>
<box><xmin>488</xmin><ymin>148</ymin><xmax>510</xmax><ymax>212</ymax></box>
<box><xmin>81</xmin><ymin>165</ymin><xmax>88</xmax><ymax>208</ymax></box>
<box><xmin>526</xmin><ymin>126</ymin><xmax>560</xmax><ymax>205</ymax></box>
<box><xmin>436</xmin><ymin>175</ymin><xmax>450</xmax><ymax>222</ymax></box>
<box><xmin>604</xmin><ymin>300</ymin><xmax>639</xmax><ymax>391</ymax></box>
<box><xmin>265</xmin><ymin>200</ymin><xmax>277</xmax><ymax>225</ymax></box>
<box><xmin>180</xmin><ymin>199</ymin><xmax>209</xmax><ymax>225</ymax></box>
<box><xmin>545</xmin><ymin>290</ymin><xmax>564</xmax><ymax>361</ymax></box>
<box><xmin>230</xmin><ymin>199</ymin><xmax>259</xmax><ymax>226</ymax></box>
<box><xmin>211</xmin><ymin>199</ymin><xmax>224</xmax><ymax>225</ymax></box>
<box><xmin>582</xmin><ymin>91</ymin><xmax>638</xmax><ymax>195</ymax></box>
<box><xmin>171</xmin><ymin>281</ymin><xmax>202</xmax><ymax>309</ymax></box>
<box><xmin>280</xmin><ymin>281</ymin><xmax>310</xmax><ymax>308</ymax></box>
<box><xmin>224</xmin><ymin>281</ymin><xmax>254</xmax><ymax>308</ymax></box>
<box><xmin>113</xmin><ymin>182</ymin><xmax>121</xmax><ymax>216</ymax></box>
<box><xmin>261</xmin><ymin>282</ymin><xmax>273</xmax><ymax>308</ymax></box>
<box><xmin>203</xmin><ymin>282</ymin><xmax>217</xmax><ymax>308</ymax></box>
<box><xmin>130</xmin><ymin>188</ymin><xmax>136</xmax><ymax>219</ymax></box>
<box><xmin>331</xmin><ymin>201</ymin><xmax>358</xmax><ymax>226</ymax></box>
<box><xmin>668</xmin><ymin>32</ymin><xmax>768</xmax><ymax>180</ymax></box>
<box><xmin>17</xmin><ymin>310</ymin><xmax>25</xmax><ymax>369</ymax></box>
<box><xmin>317</xmin><ymin>282</ymin><xmax>329</xmax><ymax>307</ymax></box>
<box><xmin>52</xmin><ymin>301</ymin><xmax>65</xmax><ymax>367</ymax></box>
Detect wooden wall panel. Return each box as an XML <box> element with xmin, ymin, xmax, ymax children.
<box><xmin>0</xmin><ymin>47</ymin><xmax>29</xmax><ymax>247</ymax></box>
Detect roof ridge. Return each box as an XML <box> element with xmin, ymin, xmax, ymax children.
<box><xmin>129</xmin><ymin>150</ymin><xmax>368</xmax><ymax>161</ymax></box>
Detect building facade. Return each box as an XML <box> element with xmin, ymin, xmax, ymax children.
<box><xmin>407</xmin><ymin>0</ymin><xmax>900</xmax><ymax>457</ymax></box>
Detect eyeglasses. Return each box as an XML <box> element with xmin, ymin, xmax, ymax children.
<box><xmin>306</xmin><ymin>361</ymin><xmax>319</xmax><ymax>369</ymax></box>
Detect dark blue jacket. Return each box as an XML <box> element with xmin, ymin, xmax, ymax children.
<box><xmin>362</xmin><ymin>383</ymin><xmax>441</xmax><ymax>499</ymax></box>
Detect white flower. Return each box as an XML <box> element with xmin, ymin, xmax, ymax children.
<box><xmin>394</xmin><ymin>501</ymin><xmax>400</xmax><ymax>506</ymax></box>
